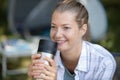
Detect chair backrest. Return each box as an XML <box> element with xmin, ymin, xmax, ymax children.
<box><xmin>8</xmin><ymin>0</ymin><xmax>61</xmax><ymax>38</ymax></box>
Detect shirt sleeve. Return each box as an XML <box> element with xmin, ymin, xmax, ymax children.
<box><xmin>98</xmin><ymin>57</ymin><xmax>116</xmax><ymax>80</ymax></box>
<box><xmin>92</xmin><ymin>44</ymin><xmax>117</xmax><ymax>80</ymax></box>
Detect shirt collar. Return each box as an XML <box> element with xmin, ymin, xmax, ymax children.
<box><xmin>55</xmin><ymin>41</ymin><xmax>90</xmax><ymax>72</ymax></box>
<box><xmin>55</xmin><ymin>51</ymin><xmax>64</xmax><ymax>68</ymax></box>
<box><xmin>75</xmin><ymin>41</ymin><xmax>89</xmax><ymax>72</ymax></box>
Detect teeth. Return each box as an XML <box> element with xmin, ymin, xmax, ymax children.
<box><xmin>56</xmin><ymin>40</ymin><xmax>65</xmax><ymax>44</ymax></box>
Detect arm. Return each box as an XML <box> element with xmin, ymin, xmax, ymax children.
<box><xmin>101</xmin><ymin>57</ymin><xmax>116</xmax><ymax>80</ymax></box>
<box><xmin>94</xmin><ymin>57</ymin><xmax>116</xmax><ymax>80</ymax></box>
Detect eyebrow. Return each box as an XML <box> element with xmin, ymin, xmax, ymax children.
<box><xmin>51</xmin><ymin>23</ymin><xmax>70</xmax><ymax>26</ymax></box>
<box><xmin>51</xmin><ymin>23</ymin><xmax>55</xmax><ymax>25</ymax></box>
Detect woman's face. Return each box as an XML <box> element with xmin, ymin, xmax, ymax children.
<box><xmin>50</xmin><ymin>11</ymin><xmax>85</xmax><ymax>52</ymax></box>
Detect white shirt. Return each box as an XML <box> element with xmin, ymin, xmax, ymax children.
<box><xmin>55</xmin><ymin>41</ymin><xmax>116</xmax><ymax>80</ymax></box>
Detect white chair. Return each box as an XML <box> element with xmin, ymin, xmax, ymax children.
<box><xmin>0</xmin><ymin>38</ymin><xmax>39</xmax><ymax>78</ymax></box>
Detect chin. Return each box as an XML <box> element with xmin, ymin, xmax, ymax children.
<box><xmin>58</xmin><ymin>47</ymin><xmax>68</xmax><ymax>52</ymax></box>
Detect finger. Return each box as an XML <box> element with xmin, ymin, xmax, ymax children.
<box><xmin>44</xmin><ymin>57</ymin><xmax>56</xmax><ymax>67</ymax></box>
<box><xmin>31</xmin><ymin>54</ymin><xmax>41</xmax><ymax>59</ymax></box>
<box><xmin>32</xmin><ymin>59</ymin><xmax>42</xmax><ymax>65</ymax></box>
<box><xmin>39</xmin><ymin>64</ymin><xmax>57</xmax><ymax>80</ymax></box>
<box><xmin>44</xmin><ymin>64</ymin><xmax>57</xmax><ymax>74</ymax></box>
<box><xmin>34</xmin><ymin>67</ymin><xmax>57</xmax><ymax>80</ymax></box>
<box><xmin>28</xmin><ymin>65</ymin><xmax>39</xmax><ymax>79</ymax></box>
<box><xmin>38</xmin><ymin>73</ymin><xmax>56</xmax><ymax>80</ymax></box>
<box><xmin>29</xmin><ymin>65</ymin><xmax>44</xmax><ymax>79</ymax></box>
<box><xmin>42</xmin><ymin>68</ymin><xmax>56</xmax><ymax>77</ymax></box>
<box><xmin>32</xmin><ymin>64</ymin><xmax>45</xmax><ymax>71</ymax></box>
<box><xmin>34</xmin><ymin>73</ymin><xmax>45</xmax><ymax>79</ymax></box>
<box><xmin>28</xmin><ymin>63</ymin><xmax>33</xmax><ymax>77</ymax></box>
<box><xmin>32</xmin><ymin>72</ymin><xmax>41</xmax><ymax>78</ymax></box>
<box><xmin>44</xmin><ymin>57</ymin><xmax>57</xmax><ymax>74</ymax></box>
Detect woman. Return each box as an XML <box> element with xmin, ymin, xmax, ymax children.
<box><xmin>28</xmin><ymin>0</ymin><xmax>116</xmax><ymax>80</ymax></box>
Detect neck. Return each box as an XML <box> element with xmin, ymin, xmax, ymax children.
<box><xmin>60</xmin><ymin>40</ymin><xmax>83</xmax><ymax>73</ymax></box>
<box><xmin>60</xmin><ymin>45</ymin><xmax>82</xmax><ymax>73</ymax></box>
<box><xmin>60</xmin><ymin>41</ymin><xmax>82</xmax><ymax>63</ymax></box>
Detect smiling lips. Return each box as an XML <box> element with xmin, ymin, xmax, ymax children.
<box><xmin>56</xmin><ymin>40</ymin><xmax>67</xmax><ymax>46</ymax></box>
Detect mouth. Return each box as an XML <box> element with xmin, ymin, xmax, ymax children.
<box><xmin>56</xmin><ymin>40</ymin><xmax>67</xmax><ymax>46</ymax></box>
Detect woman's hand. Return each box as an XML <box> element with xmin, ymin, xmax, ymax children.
<box><xmin>28</xmin><ymin>54</ymin><xmax>41</xmax><ymax>79</ymax></box>
<box><xmin>28</xmin><ymin>54</ymin><xmax>57</xmax><ymax>80</ymax></box>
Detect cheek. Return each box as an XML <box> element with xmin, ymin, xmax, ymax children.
<box><xmin>50</xmin><ymin>30</ymin><xmax>55</xmax><ymax>40</ymax></box>
<box><xmin>68</xmin><ymin>30</ymin><xmax>78</xmax><ymax>38</ymax></box>
<box><xmin>70</xmin><ymin>31</ymin><xmax>82</xmax><ymax>40</ymax></box>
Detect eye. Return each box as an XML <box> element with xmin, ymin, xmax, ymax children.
<box><xmin>51</xmin><ymin>25</ymin><xmax>58</xmax><ymax>31</ymax></box>
<box><xmin>51</xmin><ymin>25</ymin><xmax>56</xmax><ymax>29</ymax></box>
<box><xmin>63</xmin><ymin>26</ymin><xmax>71</xmax><ymax>30</ymax></box>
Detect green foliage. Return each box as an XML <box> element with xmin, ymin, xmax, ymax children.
<box><xmin>0</xmin><ymin>0</ymin><xmax>7</xmax><ymax>35</ymax></box>
<box><xmin>98</xmin><ymin>0</ymin><xmax>120</xmax><ymax>52</ymax></box>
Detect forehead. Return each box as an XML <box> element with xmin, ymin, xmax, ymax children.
<box><xmin>52</xmin><ymin>11</ymin><xmax>77</xmax><ymax>22</ymax></box>
<box><xmin>51</xmin><ymin>11</ymin><xmax>80</xmax><ymax>28</ymax></box>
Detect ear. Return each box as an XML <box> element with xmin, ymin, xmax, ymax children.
<box><xmin>80</xmin><ymin>24</ymin><xmax>87</xmax><ymax>36</ymax></box>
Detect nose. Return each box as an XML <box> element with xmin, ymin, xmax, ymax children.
<box><xmin>55</xmin><ymin>29</ymin><xmax>63</xmax><ymax>38</ymax></box>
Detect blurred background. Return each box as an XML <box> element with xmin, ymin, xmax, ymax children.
<box><xmin>0</xmin><ymin>0</ymin><xmax>120</xmax><ymax>80</ymax></box>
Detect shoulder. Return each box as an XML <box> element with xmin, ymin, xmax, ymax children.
<box><xmin>84</xmin><ymin>41</ymin><xmax>113</xmax><ymax>57</ymax></box>
<box><xmin>84</xmin><ymin>41</ymin><xmax>116</xmax><ymax>67</ymax></box>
